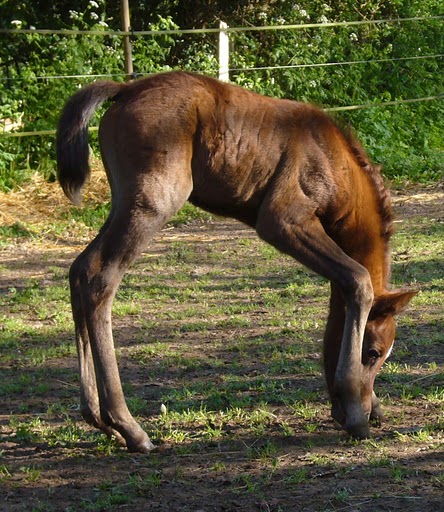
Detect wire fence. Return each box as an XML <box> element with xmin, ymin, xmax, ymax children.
<box><xmin>1</xmin><ymin>15</ymin><xmax>443</xmax><ymax>138</ymax></box>
<box><xmin>1</xmin><ymin>54</ymin><xmax>443</xmax><ymax>83</ymax></box>
<box><xmin>1</xmin><ymin>15</ymin><xmax>442</xmax><ymax>36</ymax></box>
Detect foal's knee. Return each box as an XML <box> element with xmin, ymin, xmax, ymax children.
<box><xmin>343</xmin><ymin>268</ymin><xmax>374</xmax><ymax>311</ymax></box>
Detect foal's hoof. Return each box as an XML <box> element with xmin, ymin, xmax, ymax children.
<box><xmin>369</xmin><ymin>410</ymin><xmax>383</xmax><ymax>427</ymax></box>
<box><xmin>370</xmin><ymin>404</ymin><xmax>384</xmax><ymax>426</ymax></box>
<box><xmin>346</xmin><ymin>420</ymin><xmax>371</xmax><ymax>440</ymax></box>
<box><xmin>127</xmin><ymin>437</ymin><xmax>157</xmax><ymax>454</ymax></box>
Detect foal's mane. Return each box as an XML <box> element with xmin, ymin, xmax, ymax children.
<box><xmin>341</xmin><ymin>125</ymin><xmax>393</xmax><ymax>243</ymax></box>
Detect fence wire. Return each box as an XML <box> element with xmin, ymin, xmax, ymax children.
<box><xmin>1</xmin><ymin>15</ymin><xmax>442</xmax><ymax>36</ymax></box>
<box><xmin>1</xmin><ymin>54</ymin><xmax>442</xmax><ymax>83</ymax></box>
<box><xmin>3</xmin><ymin>93</ymin><xmax>443</xmax><ymax>138</ymax></box>
<box><xmin>1</xmin><ymin>16</ymin><xmax>443</xmax><ymax>138</ymax></box>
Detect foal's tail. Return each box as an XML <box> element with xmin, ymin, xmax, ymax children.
<box><xmin>56</xmin><ymin>80</ymin><xmax>125</xmax><ymax>205</ymax></box>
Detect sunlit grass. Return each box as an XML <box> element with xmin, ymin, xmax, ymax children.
<box><xmin>0</xmin><ymin>186</ymin><xmax>442</xmax><ymax>512</ymax></box>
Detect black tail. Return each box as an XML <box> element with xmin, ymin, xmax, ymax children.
<box><xmin>56</xmin><ymin>80</ymin><xmax>125</xmax><ymax>205</ymax></box>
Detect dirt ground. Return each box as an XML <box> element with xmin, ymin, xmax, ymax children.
<box><xmin>0</xmin><ymin>182</ymin><xmax>443</xmax><ymax>512</ymax></box>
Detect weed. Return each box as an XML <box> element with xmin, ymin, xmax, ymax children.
<box><xmin>0</xmin><ymin>222</ymin><xmax>35</xmax><ymax>243</ymax></box>
<box><xmin>129</xmin><ymin>472</ymin><xmax>162</xmax><ymax>492</ymax></box>
<box><xmin>291</xmin><ymin>401</ymin><xmax>320</xmax><ymax>420</ymax></box>
<box><xmin>423</xmin><ymin>386</ymin><xmax>444</xmax><ymax>403</ymax></box>
<box><xmin>126</xmin><ymin>396</ymin><xmax>148</xmax><ymax>416</ymax></box>
<box><xmin>304</xmin><ymin>422</ymin><xmax>320</xmax><ymax>433</ymax></box>
<box><xmin>0</xmin><ymin>465</ymin><xmax>12</xmax><ymax>482</ymax></box>
<box><xmin>45</xmin><ymin>420</ymin><xmax>89</xmax><ymax>448</ymax></box>
<box><xmin>305</xmin><ymin>453</ymin><xmax>334</xmax><ymax>465</ymax></box>
<box><xmin>285</xmin><ymin>467</ymin><xmax>309</xmax><ymax>485</ymax></box>
<box><xmin>12</xmin><ymin>418</ymin><xmax>43</xmax><ymax>444</ymax></box>
<box><xmin>400</xmin><ymin>385</ymin><xmax>424</xmax><ymax>402</ymax></box>
<box><xmin>366</xmin><ymin>454</ymin><xmax>392</xmax><ymax>468</ymax></box>
<box><xmin>85</xmin><ymin>488</ymin><xmax>131</xmax><ymax>510</ymax></box>
<box><xmin>202</xmin><ymin>421</ymin><xmax>224</xmax><ymax>440</ymax></box>
<box><xmin>20</xmin><ymin>465</ymin><xmax>42</xmax><ymax>482</ymax></box>
<box><xmin>234</xmin><ymin>473</ymin><xmax>261</xmax><ymax>495</ymax></box>
<box><xmin>249</xmin><ymin>440</ymin><xmax>279</xmax><ymax>462</ymax></box>
<box><xmin>30</xmin><ymin>503</ymin><xmax>54</xmax><ymax>512</ymax></box>
<box><xmin>280</xmin><ymin>420</ymin><xmax>295</xmax><ymax>437</ymax></box>
<box><xmin>391</xmin><ymin>464</ymin><xmax>408</xmax><ymax>483</ymax></box>
<box><xmin>168</xmin><ymin>203</ymin><xmax>213</xmax><ymax>226</ymax></box>
<box><xmin>333</xmin><ymin>486</ymin><xmax>352</xmax><ymax>503</ymax></box>
<box><xmin>394</xmin><ymin>426</ymin><xmax>437</xmax><ymax>444</ymax></box>
<box><xmin>95</xmin><ymin>436</ymin><xmax>120</xmax><ymax>456</ymax></box>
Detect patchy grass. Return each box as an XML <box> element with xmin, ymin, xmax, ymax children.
<box><xmin>0</xmin><ymin>182</ymin><xmax>443</xmax><ymax>511</ymax></box>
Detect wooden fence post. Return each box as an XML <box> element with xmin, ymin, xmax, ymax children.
<box><xmin>121</xmin><ymin>0</ymin><xmax>134</xmax><ymax>80</ymax></box>
<box><xmin>218</xmin><ymin>21</ymin><xmax>229</xmax><ymax>81</ymax></box>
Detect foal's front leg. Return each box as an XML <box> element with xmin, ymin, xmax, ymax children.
<box><xmin>256</xmin><ymin>197</ymin><xmax>373</xmax><ymax>438</ymax></box>
<box><xmin>370</xmin><ymin>391</ymin><xmax>383</xmax><ymax>425</ymax></box>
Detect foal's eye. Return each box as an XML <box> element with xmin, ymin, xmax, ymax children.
<box><xmin>368</xmin><ymin>349</ymin><xmax>380</xmax><ymax>364</ymax></box>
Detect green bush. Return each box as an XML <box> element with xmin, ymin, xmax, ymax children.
<box><xmin>0</xmin><ymin>0</ymin><xmax>442</xmax><ymax>191</ymax></box>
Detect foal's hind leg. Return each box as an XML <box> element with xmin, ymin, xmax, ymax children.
<box><xmin>72</xmin><ymin>172</ymin><xmax>192</xmax><ymax>452</ymax></box>
<box><xmin>256</xmin><ymin>195</ymin><xmax>374</xmax><ymax>439</ymax></box>
<box><xmin>69</xmin><ymin>212</ymin><xmax>126</xmax><ymax>445</ymax></box>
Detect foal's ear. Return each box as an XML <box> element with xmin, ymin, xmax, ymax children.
<box><xmin>370</xmin><ymin>289</ymin><xmax>418</xmax><ymax>319</ymax></box>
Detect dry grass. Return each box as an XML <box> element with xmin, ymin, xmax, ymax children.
<box><xmin>1</xmin><ymin>158</ymin><xmax>442</xmax><ymax>230</ymax></box>
<box><xmin>0</xmin><ymin>160</ymin><xmax>109</xmax><ymax>227</ymax></box>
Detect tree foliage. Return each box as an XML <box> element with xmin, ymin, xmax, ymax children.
<box><xmin>0</xmin><ymin>0</ymin><xmax>442</xmax><ymax>189</ymax></box>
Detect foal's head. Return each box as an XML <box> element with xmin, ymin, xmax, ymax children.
<box><xmin>332</xmin><ymin>289</ymin><xmax>417</xmax><ymax>434</ymax></box>
<box><xmin>361</xmin><ymin>289</ymin><xmax>417</xmax><ymax>404</ymax></box>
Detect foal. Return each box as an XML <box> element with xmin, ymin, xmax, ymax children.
<box><xmin>57</xmin><ymin>71</ymin><xmax>416</xmax><ymax>453</ymax></box>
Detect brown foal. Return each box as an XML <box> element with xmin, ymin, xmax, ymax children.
<box><xmin>57</xmin><ymin>71</ymin><xmax>416</xmax><ymax>453</ymax></box>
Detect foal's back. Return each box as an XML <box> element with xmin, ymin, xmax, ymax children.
<box><xmin>100</xmin><ymin>72</ymin><xmax>366</xmax><ymax>229</ymax></box>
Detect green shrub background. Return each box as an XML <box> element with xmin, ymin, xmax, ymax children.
<box><xmin>0</xmin><ymin>0</ymin><xmax>442</xmax><ymax>190</ymax></box>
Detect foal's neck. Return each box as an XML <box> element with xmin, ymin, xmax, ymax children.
<box><xmin>349</xmin><ymin>177</ymin><xmax>391</xmax><ymax>297</ymax></box>
<box><xmin>357</xmin><ymin>235</ymin><xmax>389</xmax><ymax>297</ymax></box>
